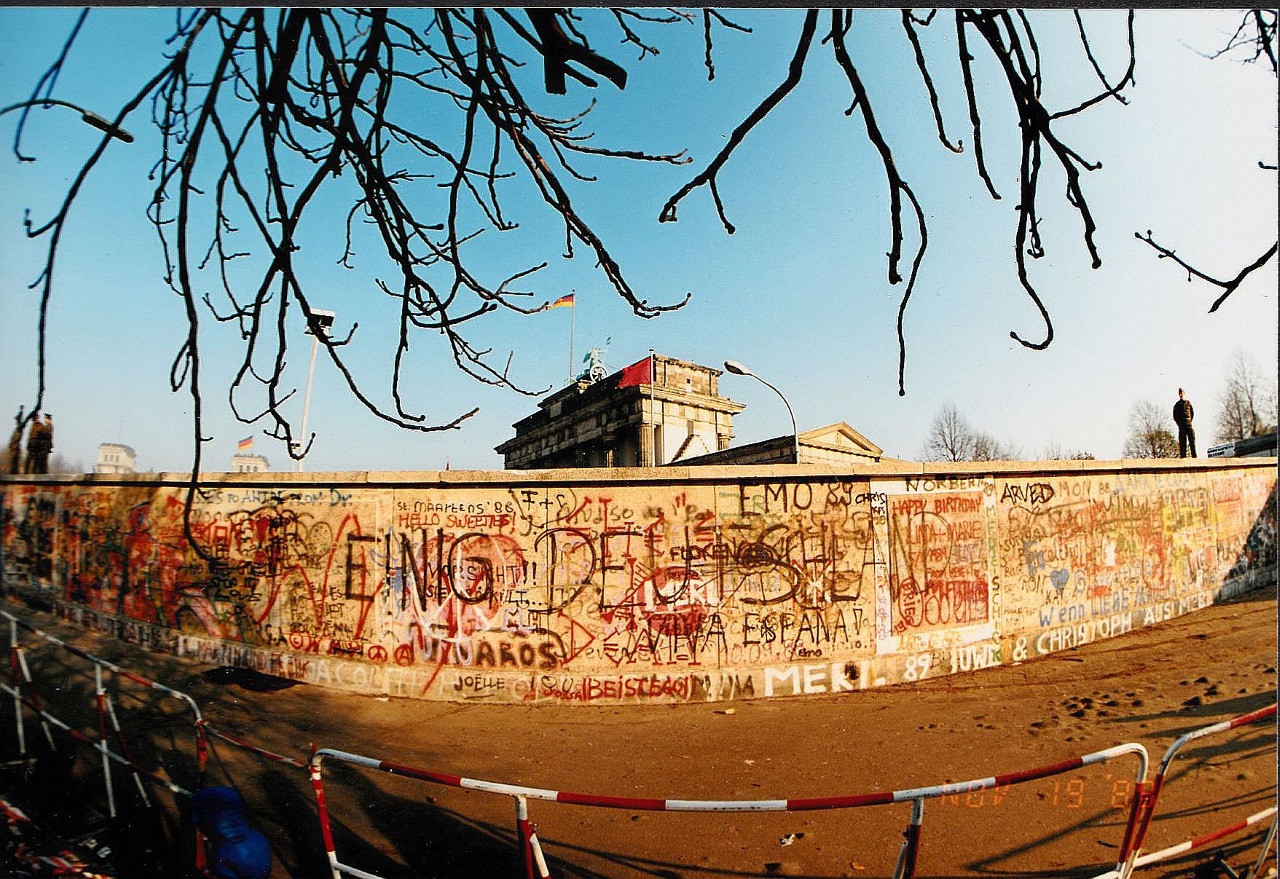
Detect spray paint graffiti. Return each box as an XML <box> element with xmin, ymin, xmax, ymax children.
<box><xmin>887</xmin><ymin>489</ymin><xmax>990</xmax><ymax>637</ymax></box>
<box><xmin>1</xmin><ymin>463</ymin><xmax>1274</xmax><ymax>703</ymax></box>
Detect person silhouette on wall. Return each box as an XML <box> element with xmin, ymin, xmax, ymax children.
<box><xmin>1173</xmin><ymin>389</ymin><xmax>1196</xmax><ymax>458</ymax></box>
<box><xmin>25</xmin><ymin>413</ymin><xmax>53</xmax><ymax>474</ymax></box>
<box><xmin>6</xmin><ymin>406</ymin><xmax>23</xmax><ymax>474</ymax></box>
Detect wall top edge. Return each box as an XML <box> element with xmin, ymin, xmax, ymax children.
<box><xmin>0</xmin><ymin>456</ymin><xmax>1273</xmax><ymax>489</ymax></box>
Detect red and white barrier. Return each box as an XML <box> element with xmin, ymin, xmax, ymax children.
<box><xmin>1133</xmin><ymin>807</ymin><xmax>1275</xmax><ymax>866</ymax></box>
<box><xmin>307</xmin><ymin>742</ymin><xmax>1151</xmax><ymax>879</ymax></box>
<box><xmin>0</xmin><ymin>679</ymin><xmax>191</xmax><ymax>799</ymax></box>
<box><xmin>200</xmin><ymin>722</ymin><xmax>307</xmax><ymax>770</ymax></box>
<box><xmin>3</xmin><ymin>606</ymin><xmax>1274</xmax><ymax>879</ymax></box>
<box><xmin>1097</xmin><ymin>703</ymin><xmax>1278</xmax><ymax>879</ymax></box>
<box><xmin>3</xmin><ymin>611</ymin><xmax>204</xmax><ymax>724</ymax></box>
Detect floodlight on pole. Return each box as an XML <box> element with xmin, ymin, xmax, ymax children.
<box><xmin>0</xmin><ymin>99</ymin><xmax>134</xmax><ymax>143</ymax></box>
<box><xmin>723</xmin><ymin>360</ymin><xmax>799</xmax><ymax>464</ymax></box>
<box><xmin>296</xmin><ymin>310</ymin><xmax>336</xmax><ymax>473</ymax></box>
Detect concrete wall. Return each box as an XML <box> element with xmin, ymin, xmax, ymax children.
<box><xmin>1</xmin><ymin>459</ymin><xmax>1274</xmax><ymax>705</ymax></box>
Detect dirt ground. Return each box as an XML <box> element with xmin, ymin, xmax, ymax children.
<box><xmin>2</xmin><ymin>584</ymin><xmax>1276</xmax><ymax>879</ymax></box>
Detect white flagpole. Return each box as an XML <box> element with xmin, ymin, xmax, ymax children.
<box><xmin>568</xmin><ymin>292</ymin><xmax>576</xmax><ymax>384</ymax></box>
<box><xmin>648</xmin><ymin>348</ymin><xmax>656</xmax><ymax>466</ymax></box>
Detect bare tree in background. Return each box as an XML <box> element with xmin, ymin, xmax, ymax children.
<box><xmin>923</xmin><ymin>404</ymin><xmax>974</xmax><ymax>463</ymax></box>
<box><xmin>922</xmin><ymin>404</ymin><xmax>1020</xmax><ymax>462</ymax></box>
<box><xmin>1136</xmin><ymin>9</ymin><xmax>1278</xmax><ymax>313</ymax></box>
<box><xmin>971</xmin><ymin>431</ymin><xmax>1021</xmax><ymax>462</ymax></box>
<box><xmin>1042</xmin><ymin>442</ymin><xmax>1095</xmax><ymax>460</ymax></box>
<box><xmin>1215</xmin><ymin>350</ymin><xmax>1278</xmax><ymax>442</ymax></box>
<box><xmin>47</xmin><ymin>453</ymin><xmax>79</xmax><ymax>475</ymax></box>
<box><xmin>1123</xmin><ymin>399</ymin><xmax>1178</xmax><ymax>459</ymax></box>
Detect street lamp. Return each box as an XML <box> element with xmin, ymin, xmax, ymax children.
<box><xmin>296</xmin><ymin>309</ymin><xmax>335</xmax><ymax>473</ymax></box>
<box><xmin>723</xmin><ymin>359</ymin><xmax>799</xmax><ymax>464</ymax></box>
<box><xmin>0</xmin><ymin>99</ymin><xmax>134</xmax><ymax>143</ymax></box>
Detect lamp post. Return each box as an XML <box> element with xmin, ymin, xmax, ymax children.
<box><xmin>723</xmin><ymin>359</ymin><xmax>799</xmax><ymax>464</ymax></box>
<box><xmin>296</xmin><ymin>309</ymin><xmax>335</xmax><ymax>473</ymax></box>
<box><xmin>0</xmin><ymin>99</ymin><xmax>134</xmax><ymax>143</ymax></box>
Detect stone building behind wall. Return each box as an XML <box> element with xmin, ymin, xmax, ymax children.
<box><xmin>496</xmin><ymin>354</ymin><xmax>745</xmax><ymax>469</ymax></box>
<box><xmin>95</xmin><ymin>443</ymin><xmax>137</xmax><ymax>474</ymax></box>
<box><xmin>496</xmin><ymin>353</ymin><xmax>891</xmax><ymax>470</ymax></box>
<box><xmin>231</xmin><ymin>453</ymin><xmax>271</xmax><ymax>473</ymax></box>
<box><xmin>677</xmin><ymin>422</ymin><xmax>887</xmax><ymax>467</ymax></box>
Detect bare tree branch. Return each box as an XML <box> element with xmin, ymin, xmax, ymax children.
<box><xmin>1135</xmin><ymin>231</ymin><xmax>1278</xmax><ymax>313</ymax></box>
<box><xmin>1137</xmin><ymin>10</ymin><xmax>1277</xmax><ymax>312</ymax></box>
<box><xmin>661</xmin><ymin>9</ymin><xmax>819</xmax><ymax>234</ymax></box>
<box><xmin>14</xmin><ymin>7</ymin><xmax>1257</xmax><ymax>487</ymax></box>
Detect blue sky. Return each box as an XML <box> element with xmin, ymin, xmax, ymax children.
<box><xmin>1</xmin><ymin>9</ymin><xmax>1276</xmax><ymax>472</ymax></box>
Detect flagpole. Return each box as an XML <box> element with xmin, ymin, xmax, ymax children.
<box><xmin>648</xmin><ymin>348</ymin><xmax>656</xmax><ymax>466</ymax></box>
<box><xmin>568</xmin><ymin>291</ymin><xmax>576</xmax><ymax>384</ymax></box>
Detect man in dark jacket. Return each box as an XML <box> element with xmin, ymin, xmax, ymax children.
<box><xmin>1173</xmin><ymin>389</ymin><xmax>1196</xmax><ymax>458</ymax></box>
<box><xmin>25</xmin><ymin>413</ymin><xmax>53</xmax><ymax>474</ymax></box>
<box><xmin>6</xmin><ymin>407</ymin><xmax>23</xmax><ymax>474</ymax></box>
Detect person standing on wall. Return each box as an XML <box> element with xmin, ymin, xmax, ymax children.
<box><xmin>1173</xmin><ymin>388</ymin><xmax>1196</xmax><ymax>458</ymax></box>
<box><xmin>25</xmin><ymin>413</ymin><xmax>53</xmax><ymax>474</ymax></box>
<box><xmin>6</xmin><ymin>406</ymin><xmax>24</xmax><ymax>474</ymax></box>
<box><xmin>43</xmin><ymin>414</ymin><xmax>54</xmax><ymax>471</ymax></box>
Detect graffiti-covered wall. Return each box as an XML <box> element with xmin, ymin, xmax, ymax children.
<box><xmin>1</xmin><ymin>460</ymin><xmax>1274</xmax><ymax>704</ymax></box>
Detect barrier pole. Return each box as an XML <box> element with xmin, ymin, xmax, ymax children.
<box><xmin>1115</xmin><ymin>779</ymin><xmax>1159</xmax><ymax>879</ymax></box>
<box><xmin>195</xmin><ymin>719</ymin><xmax>209</xmax><ymax>786</ymax></box>
<box><xmin>12</xmin><ymin>629</ymin><xmax>54</xmax><ymax>751</ymax></box>
<box><xmin>1107</xmin><ymin>704</ymin><xmax>1277</xmax><ymax>879</ymax></box>
<box><xmin>308</xmin><ymin>746</ymin><xmax>344</xmax><ymax>879</ymax></box>
<box><xmin>103</xmin><ymin>687</ymin><xmax>151</xmax><ymax>807</ymax></box>
<box><xmin>530</xmin><ymin>828</ymin><xmax>551</xmax><ymax>879</ymax></box>
<box><xmin>201</xmin><ymin>722</ymin><xmax>306</xmax><ymax>770</ymax></box>
<box><xmin>307</xmin><ymin>747</ymin><xmax>394</xmax><ymax>879</ymax></box>
<box><xmin>7</xmin><ymin>618</ymin><xmax>24</xmax><ymax>757</ymax></box>
<box><xmin>1158</xmin><ymin>704</ymin><xmax>1277</xmax><ymax>781</ymax></box>
<box><xmin>891</xmin><ymin>797</ymin><xmax>925</xmax><ymax>879</ymax></box>
<box><xmin>94</xmin><ymin>664</ymin><xmax>118</xmax><ymax>819</ymax></box>
<box><xmin>191</xmin><ymin>724</ymin><xmax>210</xmax><ymax>876</ymax></box>
<box><xmin>1248</xmin><ymin>813</ymin><xmax>1277</xmax><ymax>879</ymax></box>
<box><xmin>1150</xmin><ymin>807</ymin><xmax>1276</xmax><ymax>867</ymax></box>
<box><xmin>514</xmin><ymin>795</ymin><xmax>539</xmax><ymax>879</ymax></box>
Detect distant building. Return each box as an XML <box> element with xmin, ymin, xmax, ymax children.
<box><xmin>676</xmin><ymin>422</ymin><xmax>886</xmax><ymax>467</ymax></box>
<box><xmin>231</xmin><ymin>453</ymin><xmax>271</xmax><ymax>473</ymax></box>
<box><xmin>496</xmin><ymin>354</ymin><xmax>745</xmax><ymax>469</ymax></box>
<box><xmin>95</xmin><ymin>443</ymin><xmax>137</xmax><ymax>474</ymax></box>
<box><xmin>495</xmin><ymin>353</ymin><xmax>890</xmax><ymax>470</ymax></box>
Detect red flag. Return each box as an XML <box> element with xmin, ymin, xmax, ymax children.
<box><xmin>617</xmin><ymin>357</ymin><xmax>652</xmax><ymax>388</ymax></box>
<box><xmin>546</xmin><ymin>293</ymin><xmax>575</xmax><ymax>310</ymax></box>
<box><xmin>237</xmin><ymin>436</ymin><xmax>253</xmax><ymax>451</ymax></box>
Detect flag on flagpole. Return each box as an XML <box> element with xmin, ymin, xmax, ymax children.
<box><xmin>237</xmin><ymin>436</ymin><xmax>253</xmax><ymax>452</ymax></box>
<box><xmin>546</xmin><ymin>293</ymin><xmax>575</xmax><ymax>310</ymax></box>
<box><xmin>617</xmin><ymin>356</ymin><xmax>653</xmax><ymax>388</ymax></box>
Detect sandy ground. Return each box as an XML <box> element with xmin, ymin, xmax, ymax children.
<box><xmin>2</xmin><ymin>584</ymin><xmax>1276</xmax><ymax>879</ymax></box>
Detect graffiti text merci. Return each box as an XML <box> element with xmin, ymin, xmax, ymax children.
<box><xmin>764</xmin><ymin>662</ymin><xmax>860</xmax><ymax>697</ymax></box>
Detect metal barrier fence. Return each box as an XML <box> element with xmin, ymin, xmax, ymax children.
<box><xmin>307</xmin><ymin>742</ymin><xmax>1152</xmax><ymax>879</ymax></box>
<box><xmin>0</xmin><ymin>606</ymin><xmax>1274</xmax><ymax>879</ymax></box>
<box><xmin>4</xmin><ymin>610</ymin><xmax>306</xmax><ymax>774</ymax></box>
<box><xmin>4</xmin><ymin>611</ymin><xmax>206</xmax><ymax>805</ymax></box>
<box><xmin>1</xmin><ymin>608</ymin><xmax>304</xmax><ymax>878</ymax></box>
<box><xmin>1093</xmin><ymin>703</ymin><xmax>1278</xmax><ymax>879</ymax></box>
